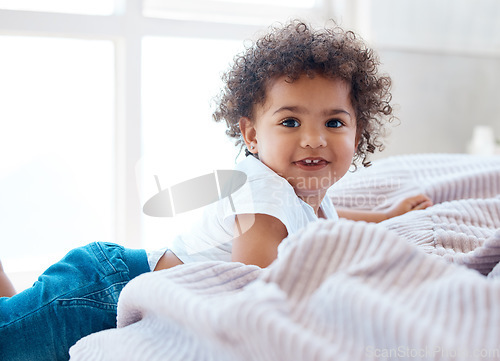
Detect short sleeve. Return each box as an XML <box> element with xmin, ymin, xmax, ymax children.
<box><xmin>219</xmin><ymin>172</ymin><xmax>300</xmax><ymax>235</ymax></box>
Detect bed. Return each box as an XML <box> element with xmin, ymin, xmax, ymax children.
<box><xmin>70</xmin><ymin>153</ymin><xmax>500</xmax><ymax>361</ymax></box>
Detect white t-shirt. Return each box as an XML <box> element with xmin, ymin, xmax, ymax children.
<box><xmin>149</xmin><ymin>156</ymin><xmax>338</xmax><ymax>267</ymax></box>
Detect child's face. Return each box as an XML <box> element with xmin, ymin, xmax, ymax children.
<box><xmin>241</xmin><ymin>74</ymin><xmax>358</xmax><ymax>199</ymax></box>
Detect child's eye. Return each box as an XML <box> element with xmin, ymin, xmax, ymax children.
<box><xmin>281</xmin><ymin>118</ymin><xmax>300</xmax><ymax>128</ymax></box>
<box><xmin>326</xmin><ymin>119</ymin><xmax>343</xmax><ymax>128</ymax></box>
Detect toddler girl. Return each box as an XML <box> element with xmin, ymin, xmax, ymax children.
<box><xmin>0</xmin><ymin>20</ymin><xmax>431</xmax><ymax>361</ymax></box>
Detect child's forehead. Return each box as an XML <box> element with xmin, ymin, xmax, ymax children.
<box><xmin>254</xmin><ymin>74</ymin><xmax>354</xmax><ymax>114</ymax></box>
<box><xmin>261</xmin><ymin>73</ymin><xmax>351</xmax><ymax>101</ymax></box>
<box><xmin>265</xmin><ymin>72</ymin><xmax>348</xmax><ymax>88</ymax></box>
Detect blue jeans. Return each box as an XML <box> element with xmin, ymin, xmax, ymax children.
<box><xmin>0</xmin><ymin>242</ymin><xmax>149</xmax><ymax>361</ymax></box>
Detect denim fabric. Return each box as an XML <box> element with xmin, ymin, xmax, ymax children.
<box><xmin>0</xmin><ymin>242</ymin><xmax>149</xmax><ymax>361</ymax></box>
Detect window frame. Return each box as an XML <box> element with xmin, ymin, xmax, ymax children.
<box><xmin>143</xmin><ymin>0</ymin><xmax>324</xmax><ymax>25</ymax></box>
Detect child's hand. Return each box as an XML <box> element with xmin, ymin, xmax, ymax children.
<box><xmin>337</xmin><ymin>194</ymin><xmax>433</xmax><ymax>223</ymax></box>
<box><xmin>385</xmin><ymin>194</ymin><xmax>433</xmax><ymax>219</ymax></box>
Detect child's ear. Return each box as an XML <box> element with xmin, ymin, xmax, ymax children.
<box><xmin>354</xmin><ymin>128</ymin><xmax>361</xmax><ymax>151</ymax></box>
<box><xmin>239</xmin><ymin>117</ymin><xmax>258</xmax><ymax>154</ymax></box>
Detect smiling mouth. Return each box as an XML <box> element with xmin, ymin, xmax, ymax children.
<box><xmin>294</xmin><ymin>158</ymin><xmax>329</xmax><ymax>170</ymax></box>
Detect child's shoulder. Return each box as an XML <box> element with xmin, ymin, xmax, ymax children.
<box><xmin>236</xmin><ymin>156</ymin><xmax>275</xmax><ymax>181</ymax></box>
<box><xmin>233</xmin><ymin>156</ymin><xmax>295</xmax><ymax>197</ymax></box>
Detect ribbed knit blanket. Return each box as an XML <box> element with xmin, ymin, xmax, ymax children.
<box><xmin>70</xmin><ymin>154</ymin><xmax>500</xmax><ymax>361</ymax></box>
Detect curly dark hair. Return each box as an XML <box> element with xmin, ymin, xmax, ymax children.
<box><xmin>213</xmin><ymin>20</ymin><xmax>395</xmax><ymax>167</ymax></box>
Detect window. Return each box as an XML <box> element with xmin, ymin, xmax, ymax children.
<box><xmin>141</xmin><ymin>36</ymin><xmax>244</xmax><ymax>250</ymax></box>
<box><xmin>0</xmin><ymin>36</ymin><xmax>114</xmax><ymax>291</ymax></box>
<box><xmin>0</xmin><ymin>1</ymin><xmax>334</xmax><ymax>291</ymax></box>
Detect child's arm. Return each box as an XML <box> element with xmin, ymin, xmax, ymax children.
<box><xmin>0</xmin><ymin>259</ymin><xmax>16</xmax><ymax>297</ymax></box>
<box><xmin>231</xmin><ymin>195</ymin><xmax>432</xmax><ymax>267</ymax></box>
<box><xmin>337</xmin><ymin>194</ymin><xmax>433</xmax><ymax>223</ymax></box>
<box><xmin>232</xmin><ymin>214</ymin><xmax>288</xmax><ymax>268</ymax></box>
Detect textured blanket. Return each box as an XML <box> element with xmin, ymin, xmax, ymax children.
<box><xmin>70</xmin><ymin>154</ymin><xmax>500</xmax><ymax>361</ymax></box>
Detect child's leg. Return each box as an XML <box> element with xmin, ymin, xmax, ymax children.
<box><xmin>0</xmin><ymin>242</ymin><xmax>149</xmax><ymax>361</ymax></box>
<box><xmin>0</xmin><ymin>259</ymin><xmax>16</xmax><ymax>297</ymax></box>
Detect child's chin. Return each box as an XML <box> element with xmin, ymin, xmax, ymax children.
<box><xmin>294</xmin><ymin>188</ymin><xmax>326</xmax><ymax>198</ymax></box>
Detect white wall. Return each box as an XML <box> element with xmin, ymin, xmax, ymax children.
<box><xmin>350</xmin><ymin>0</ymin><xmax>500</xmax><ymax>159</ymax></box>
<box><xmin>377</xmin><ymin>51</ymin><xmax>500</xmax><ymax>157</ymax></box>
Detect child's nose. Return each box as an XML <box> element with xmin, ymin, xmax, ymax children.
<box><xmin>300</xmin><ymin>127</ymin><xmax>327</xmax><ymax>148</ymax></box>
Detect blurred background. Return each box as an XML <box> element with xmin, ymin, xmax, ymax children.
<box><xmin>1</xmin><ymin>0</ymin><xmax>499</xmax><ymax>291</ymax></box>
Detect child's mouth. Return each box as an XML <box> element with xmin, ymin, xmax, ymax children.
<box><xmin>294</xmin><ymin>158</ymin><xmax>329</xmax><ymax>170</ymax></box>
